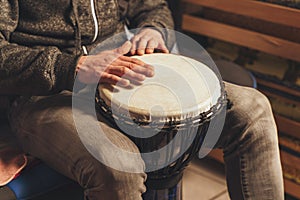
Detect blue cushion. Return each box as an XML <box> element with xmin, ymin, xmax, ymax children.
<box><xmin>7</xmin><ymin>163</ymin><xmax>75</xmax><ymax>200</ymax></box>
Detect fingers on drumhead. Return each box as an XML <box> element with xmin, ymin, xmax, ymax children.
<box><xmin>105</xmin><ymin>65</ymin><xmax>146</xmax><ymax>82</ymax></box>
<box><xmin>99</xmin><ymin>72</ymin><xmax>131</xmax><ymax>86</ymax></box>
<box><xmin>116</xmin><ymin>57</ymin><xmax>154</xmax><ymax>77</ymax></box>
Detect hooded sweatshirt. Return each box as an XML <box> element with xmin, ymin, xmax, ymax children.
<box><xmin>0</xmin><ymin>0</ymin><xmax>174</xmax><ymax>117</ymax></box>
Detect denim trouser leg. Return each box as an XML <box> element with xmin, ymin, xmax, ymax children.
<box><xmin>8</xmin><ymin>81</ymin><xmax>284</xmax><ymax>200</ymax></box>
<box><xmin>9</xmin><ymin>91</ymin><xmax>146</xmax><ymax>200</ymax></box>
<box><xmin>217</xmin><ymin>82</ymin><xmax>284</xmax><ymax>200</ymax></box>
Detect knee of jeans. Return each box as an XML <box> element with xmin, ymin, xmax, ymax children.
<box><xmin>241</xmin><ymin>89</ymin><xmax>278</xmax><ymax>145</ymax></box>
<box><xmin>77</xmin><ymin>156</ymin><xmax>146</xmax><ymax>197</ymax></box>
<box><xmin>250</xmin><ymin>89</ymin><xmax>273</xmax><ymax>114</ymax></box>
<box><xmin>223</xmin><ymin>86</ymin><xmax>278</xmax><ymax>147</ymax></box>
<box><xmin>230</xmin><ymin>87</ymin><xmax>273</xmax><ymax>120</ymax></box>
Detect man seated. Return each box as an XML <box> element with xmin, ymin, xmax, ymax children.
<box><xmin>0</xmin><ymin>1</ymin><xmax>284</xmax><ymax>199</ymax></box>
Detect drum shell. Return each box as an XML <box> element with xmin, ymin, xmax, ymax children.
<box><xmin>96</xmin><ymin>96</ymin><xmax>223</xmax><ymax>189</ymax></box>
<box><xmin>95</xmin><ymin>53</ymin><xmax>227</xmax><ymax>192</ymax></box>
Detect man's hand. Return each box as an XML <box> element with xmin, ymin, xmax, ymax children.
<box><xmin>76</xmin><ymin>41</ymin><xmax>154</xmax><ymax>86</ymax></box>
<box><xmin>130</xmin><ymin>28</ymin><xmax>169</xmax><ymax>55</ymax></box>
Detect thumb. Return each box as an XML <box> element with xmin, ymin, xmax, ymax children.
<box><xmin>115</xmin><ymin>41</ymin><xmax>132</xmax><ymax>55</ymax></box>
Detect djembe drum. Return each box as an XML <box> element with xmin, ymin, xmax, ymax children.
<box><xmin>96</xmin><ymin>53</ymin><xmax>226</xmax><ymax>200</ymax></box>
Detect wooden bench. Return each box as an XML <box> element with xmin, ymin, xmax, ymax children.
<box><xmin>180</xmin><ymin>0</ymin><xmax>300</xmax><ymax>198</ymax></box>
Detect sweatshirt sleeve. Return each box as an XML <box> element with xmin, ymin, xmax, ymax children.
<box><xmin>124</xmin><ymin>0</ymin><xmax>175</xmax><ymax>47</ymax></box>
<box><xmin>0</xmin><ymin>0</ymin><xmax>79</xmax><ymax>96</ymax></box>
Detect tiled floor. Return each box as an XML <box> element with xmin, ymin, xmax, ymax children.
<box><xmin>182</xmin><ymin>157</ymin><xmax>230</xmax><ymax>200</ymax></box>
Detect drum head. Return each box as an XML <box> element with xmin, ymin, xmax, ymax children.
<box><xmin>99</xmin><ymin>53</ymin><xmax>221</xmax><ymax>123</ymax></box>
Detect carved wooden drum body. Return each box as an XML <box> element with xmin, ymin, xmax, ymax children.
<box><xmin>97</xmin><ymin>53</ymin><xmax>226</xmax><ymax>200</ymax></box>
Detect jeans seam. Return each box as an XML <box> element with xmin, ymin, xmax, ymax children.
<box><xmin>240</xmin><ymin>153</ymin><xmax>249</xmax><ymax>200</ymax></box>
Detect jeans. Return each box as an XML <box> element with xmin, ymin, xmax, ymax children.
<box><xmin>9</xmin><ymin>82</ymin><xmax>284</xmax><ymax>200</ymax></box>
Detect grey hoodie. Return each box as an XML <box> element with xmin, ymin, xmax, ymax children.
<box><xmin>0</xmin><ymin>0</ymin><xmax>174</xmax><ymax>117</ymax></box>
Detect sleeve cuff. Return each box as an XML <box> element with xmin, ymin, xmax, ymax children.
<box><xmin>54</xmin><ymin>53</ymin><xmax>80</xmax><ymax>92</ymax></box>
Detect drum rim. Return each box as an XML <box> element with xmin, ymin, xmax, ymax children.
<box><xmin>96</xmin><ymin>90</ymin><xmax>226</xmax><ymax>125</ymax></box>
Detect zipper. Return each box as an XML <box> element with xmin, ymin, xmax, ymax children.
<box><xmin>82</xmin><ymin>45</ymin><xmax>88</xmax><ymax>55</ymax></box>
<box><xmin>90</xmin><ymin>0</ymin><xmax>99</xmax><ymax>43</ymax></box>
